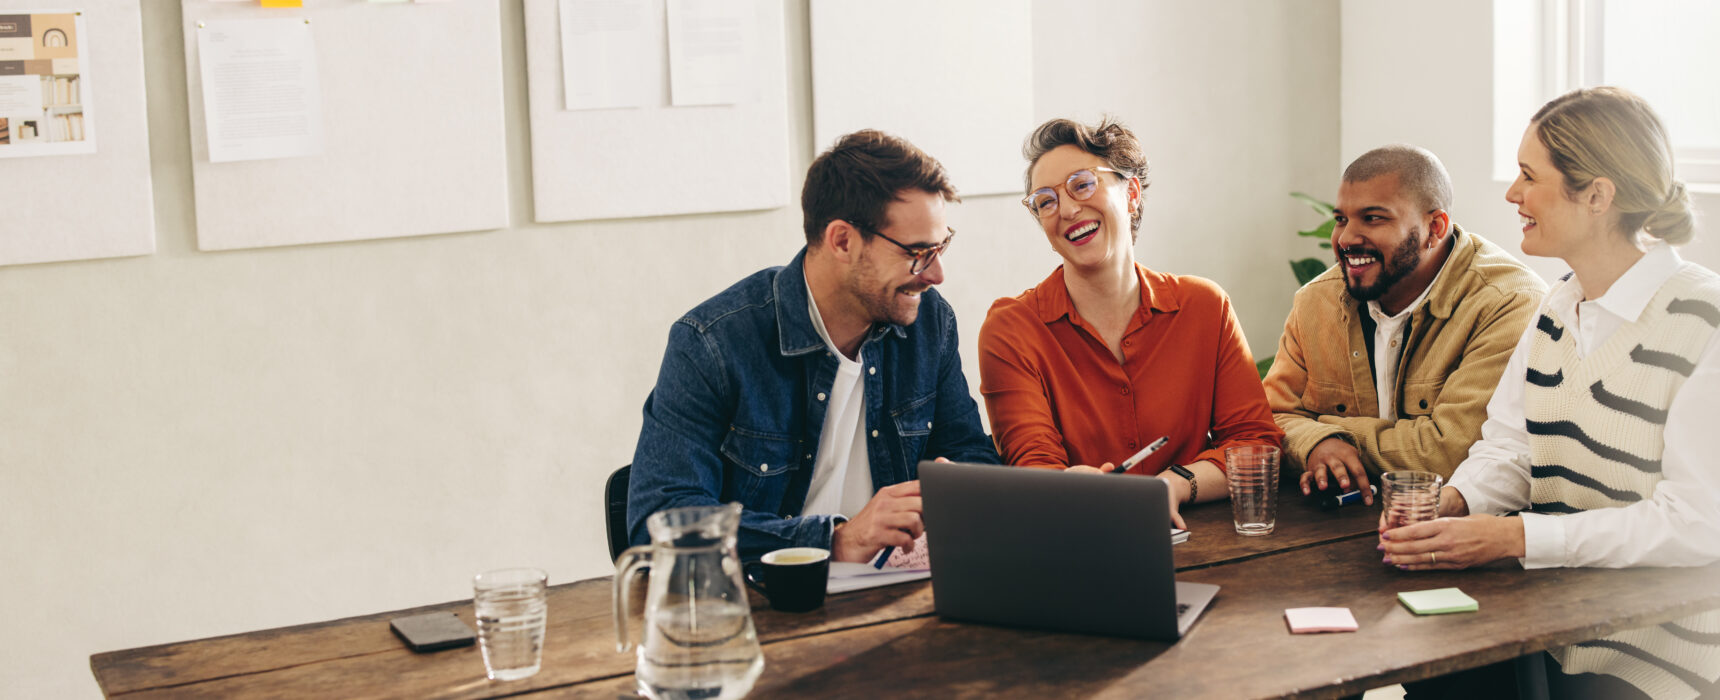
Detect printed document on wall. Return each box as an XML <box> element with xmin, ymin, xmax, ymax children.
<box><xmin>665</xmin><ymin>0</ymin><xmax>754</xmax><ymax>106</ymax></box>
<box><xmin>0</xmin><ymin>9</ymin><xmax>97</xmax><ymax>158</ymax></box>
<box><xmin>559</xmin><ymin>0</ymin><xmax>652</xmax><ymax>110</ymax></box>
<box><xmin>196</xmin><ymin>18</ymin><xmax>323</xmax><ymax>163</ymax></box>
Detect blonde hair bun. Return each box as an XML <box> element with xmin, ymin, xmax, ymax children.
<box><xmin>1644</xmin><ymin>181</ymin><xmax>1695</xmax><ymax>245</ymax></box>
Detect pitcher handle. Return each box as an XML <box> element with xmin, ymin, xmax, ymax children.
<box><xmin>613</xmin><ymin>545</ymin><xmax>653</xmax><ymax>653</ymax></box>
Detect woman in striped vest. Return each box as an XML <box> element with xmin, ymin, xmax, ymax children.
<box><xmin>1380</xmin><ymin>87</ymin><xmax>1720</xmax><ymax>700</ymax></box>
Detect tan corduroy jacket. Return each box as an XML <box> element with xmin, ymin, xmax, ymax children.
<box><xmin>1263</xmin><ymin>226</ymin><xmax>1547</xmax><ymax>478</ymax></box>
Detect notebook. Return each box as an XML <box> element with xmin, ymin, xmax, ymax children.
<box><xmin>919</xmin><ymin>460</ymin><xmax>1219</xmax><ymax>641</ymax></box>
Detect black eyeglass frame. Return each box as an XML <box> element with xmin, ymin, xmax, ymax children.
<box><xmin>1021</xmin><ymin>166</ymin><xmax>1133</xmax><ymax>219</ymax></box>
<box><xmin>851</xmin><ymin>222</ymin><xmax>956</xmax><ymax>276</ymax></box>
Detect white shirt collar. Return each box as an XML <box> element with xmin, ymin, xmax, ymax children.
<box><xmin>1555</xmin><ymin>243</ymin><xmax>1684</xmax><ymax>324</ymax></box>
<box><xmin>1366</xmin><ymin>243</ymin><xmax>1452</xmax><ymax>322</ymax></box>
<box><xmin>804</xmin><ymin>268</ymin><xmax>859</xmax><ymax>364</ymax></box>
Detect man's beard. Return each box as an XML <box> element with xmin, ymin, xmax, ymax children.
<box><xmin>1339</xmin><ymin>228</ymin><xmax>1422</xmax><ymax>302</ymax></box>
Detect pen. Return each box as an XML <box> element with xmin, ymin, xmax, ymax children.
<box><xmin>871</xmin><ymin>546</ymin><xmax>894</xmax><ymax>570</ymax></box>
<box><xmin>1318</xmin><ymin>485</ymin><xmax>1377</xmax><ymax>510</ymax></box>
<box><xmin>1112</xmin><ymin>436</ymin><xmax>1169</xmax><ymax>474</ymax></box>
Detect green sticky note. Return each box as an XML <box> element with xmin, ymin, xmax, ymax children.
<box><xmin>1398</xmin><ymin>588</ymin><xmax>1479</xmax><ymax>615</ymax></box>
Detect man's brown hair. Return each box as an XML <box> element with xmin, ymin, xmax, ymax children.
<box><xmin>803</xmin><ymin>130</ymin><xmax>958</xmax><ymax>245</ymax></box>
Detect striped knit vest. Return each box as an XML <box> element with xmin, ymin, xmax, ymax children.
<box><xmin>1526</xmin><ymin>265</ymin><xmax>1720</xmax><ymax>700</ymax></box>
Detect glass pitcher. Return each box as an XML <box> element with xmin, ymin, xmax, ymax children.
<box><xmin>614</xmin><ymin>502</ymin><xmax>764</xmax><ymax>699</ymax></box>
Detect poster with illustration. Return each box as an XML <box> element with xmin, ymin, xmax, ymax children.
<box><xmin>0</xmin><ymin>10</ymin><xmax>95</xmax><ymax>157</ymax></box>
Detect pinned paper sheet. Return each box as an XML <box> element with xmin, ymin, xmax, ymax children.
<box><xmin>558</xmin><ymin>0</ymin><xmax>653</xmax><ymax>110</ymax></box>
<box><xmin>1285</xmin><ymin>607</ymin><xmax>1359</xmax><ymax>634</ymax></box>
<box><xmin>1398</xmin><ymin>588</ymin><xmax>1479</xmax><ymax>615</ymax></box>
<box><xmin>666</xmin><ymin>0</ymin><xmax>755</xmax><ymax>106</ymax></box>
<box><xmin>196</xmin><ymin>18</ymin><xmax>324</xmax><ymax>163</ymax></box>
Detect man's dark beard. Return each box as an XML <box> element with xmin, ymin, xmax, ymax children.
<box><xmin>1339</xmin><ymin>228</ymin><xmax>1422</xmax><ymax>302</ymax></box>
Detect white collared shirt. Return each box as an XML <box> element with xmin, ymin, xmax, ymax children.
<box><xmin>1366</xmin><ymin>256</ymin><xmax>1446</xmax><ymax>420</ymax></box>
<box><xmin>1449</xmin><ymin>244</ymin><xmax>1720</xmax><ymax>568</ymax></box>
<box><xmin>800</xmin><ymin>271</ymin><xmax>875</xmax><ymax>520</ymax></box>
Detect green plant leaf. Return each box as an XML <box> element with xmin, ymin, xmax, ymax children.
<box><xmin>1256</xmin><ymin>355</ymin><xmax>1275</xmax><ymax>379</ymax></box>
<box><xmin>1297</xmin><ymin>219</ymin><xmax>1335</xmax><ymax>239</ymax></box>
<box><xmin>1318</xmin><ymin>242</ymin><xmax>1332</xmax><ymax>249</ymax></box>
<box><xmin>1290</xmin><ymin>191</ymin><xmax>1335</xmax><ymax>217</ymax></box>
<box><xmin>1290</xmin><ymin>257</ymin><xmax>1330</xmax><ymax>286</ymax></box>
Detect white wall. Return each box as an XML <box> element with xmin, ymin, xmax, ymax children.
<box><xmin>0</xmin><ymin>1</ymin><xmax>1336</xmax><ymax>695</ymax></box>
<box><xmin>1340</xmin><ymin>0</ymin><xmax>1720</xmax><ymax>279</ymax></box>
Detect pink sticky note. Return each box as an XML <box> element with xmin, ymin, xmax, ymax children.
<box><xmin>886</xmin><ymin>533</ymin><xmax>930</xmax><ymax>569</ymax></box>
<box><xmin>1284</xmin><ymin>607</ymin><xmax>1359</xmax><ymax>634</ymax></box>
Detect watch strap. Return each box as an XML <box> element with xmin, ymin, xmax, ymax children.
<box><xmin>1166</xmin><ymin>464</ymin><xmax>1197</xmax><ymax>503</ymax></box>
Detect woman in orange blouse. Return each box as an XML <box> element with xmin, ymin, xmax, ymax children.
<box><xmin>979</xmin><ymin>117</ymin><xmax>1283</xmax><ymax>527</ymax></box>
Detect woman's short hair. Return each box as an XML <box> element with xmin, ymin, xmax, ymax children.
<box><xmin>1532</xmin><ymin>86</ymin><xmax>1695</xmax><ymax>245</ymax></box>
<box><xmin>1022</xmin><ymin>117</ymin><xmax>1151</xmax><ymax>237</ymax></box>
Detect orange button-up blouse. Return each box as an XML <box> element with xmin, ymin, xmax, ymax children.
<box><xmin>978</xmin><ymin>264</ymin><xmax>1283</xmax><ymax>474</ymax></box>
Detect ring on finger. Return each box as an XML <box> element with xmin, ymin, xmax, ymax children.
<box><xmin>1429</xmin><ymin>552</ymin><xmax>1437</xmax><ymax>565</ymax></box>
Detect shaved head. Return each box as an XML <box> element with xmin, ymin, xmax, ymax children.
<box><xmin>1343</xmin><ymin>144</ymin><xmax>1453</xmax><ymax>214</ymax></box>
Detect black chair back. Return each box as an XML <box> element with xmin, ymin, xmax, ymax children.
<box><xmin>606</xmin><ymin>465</ymin><xmax>632</xmax><ymax>562</ymax></box>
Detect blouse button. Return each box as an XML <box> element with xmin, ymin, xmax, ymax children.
<box><xmin>1121</xmin><ymin>386</ymin><xmax>1131</xmax><ymax>395</ymax></box>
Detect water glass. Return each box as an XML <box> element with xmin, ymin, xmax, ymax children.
<box><xmin>474</xmin><ymin>567</ymin><xmax>548</xmax><ymax>681</ymax></box>
<box><xmin>1382</xmin><ymin>471</ymin><xmax>1443</xmax><ymax>529</ymax></box>
<box><xmin>1226</xmin><ymin>445</ymin><xmax>1281</xmax><ymax>536</ymax></box>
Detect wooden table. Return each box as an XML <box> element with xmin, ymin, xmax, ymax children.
<box><xmin>90</xmin><ymin>487</ymin><xmax>1720</xmax><ymax>699</ymax></box>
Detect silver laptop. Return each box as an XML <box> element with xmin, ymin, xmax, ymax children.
<box><xmin>919</xmin><ymin>460</ymin><xmax>1219</xmax><ymax>641</ymax></box>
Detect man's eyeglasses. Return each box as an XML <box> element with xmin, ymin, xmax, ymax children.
<box><xmin>854</xmin><ymin>223</ymin><xmax>956</xmax><ymax>275</ymax></box>
<box><xmin>1021</xmin><ymin>167</ymin><xmax>1129</xmax><ymax>219</ymax></box>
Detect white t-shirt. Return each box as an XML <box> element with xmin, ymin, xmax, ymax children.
<box><xmin>800</xmin><ymin>275</ymin><xmax>875</xmax><ymax>519</ymax></box>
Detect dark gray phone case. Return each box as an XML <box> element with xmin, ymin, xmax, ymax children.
<box><xmin>389</xmin><ymin>612</ymin><xmax>476</xmax><ymax>652</ymax></box>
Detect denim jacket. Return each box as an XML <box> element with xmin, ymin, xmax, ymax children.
<box><xmin>627</xmin><ymin>248</ymin><xmax>999</xmax><ymax>560</ymax></box>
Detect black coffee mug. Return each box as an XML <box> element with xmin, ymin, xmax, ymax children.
<box><xmin>744</xmin><ymin>547</ymin><xmax>830</xmax><ymax>612</ymax></box>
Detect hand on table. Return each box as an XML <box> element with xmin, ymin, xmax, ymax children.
<box><xmin>1379</xmin><ymin>513</ymin><xmax>1524</xmax><ymax>570</ymax></box>
<box><xmin>1157</xmin><ymin>475</ymin><xmax>1189</xmax><ymax>530</ymax></box>
<box><xmin>1300</xmin><ymin>437</ymin><xmax>1373</xmax><ymax>505</ymax></box>
<box><xmin>1376</xmin><ymin>485</ymin><xmax>1471</xmax><ymax>533</ymax></box>
<box><xmin>832</xmin><ymin>480</ymin><xmax>922</xmax><ymax>563</ymax></box>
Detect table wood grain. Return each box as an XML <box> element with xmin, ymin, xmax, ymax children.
<box><xmin>83</xmin><ymin>487</ymin><xmax>1510</xmax><ymax>699</ymax></box>
<box><xmin>565</xmin><ymin>539</ymin><xmax>1720</xmax><ymax>700</ymax></box>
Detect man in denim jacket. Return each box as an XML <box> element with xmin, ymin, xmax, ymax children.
<box><xmin>628</xmin><ymin>131</ymin><xmax>1000</xmax><ymax>562</ymax></box>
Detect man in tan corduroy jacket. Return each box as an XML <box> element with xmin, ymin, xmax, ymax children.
<box><xmin>1263</xmin><ymin>145</ymin><xmax>1546</xmax><ymax>502</ymax></box>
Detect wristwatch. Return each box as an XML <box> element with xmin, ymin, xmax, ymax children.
<box><xmin>1166</xmin><ymin>464</ymin><xmax>1197</xmax><ymax>503</ymax></box>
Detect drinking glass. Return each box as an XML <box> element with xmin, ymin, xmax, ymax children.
<box><xmin>1227</xmin><ymin>445</ymin><xmax>1281</xmax><ymax>536</ymax></box>
<box><xmin>1381</xmin><ymin>471</ymin><xmax>1443</xmax><ymax>529</ymax></box>
<box><xmin>473</xmin><ymin>567</ymin><xmax>548</xmax><ymax>681</ymax></box>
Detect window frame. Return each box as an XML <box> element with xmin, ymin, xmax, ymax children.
<box><xmin>1514</xmin><ymin>0</ymin><xmax>1720</xmax><ymax>185</ymax></box>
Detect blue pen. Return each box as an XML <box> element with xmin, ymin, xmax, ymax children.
<box><xmin>1111</xmin><ymin>436</ymin><xmax>1170</xmax><ymax>474</ymax></box>
<box><xmin>871</xmin><ymin>546</ymin><xmax>894</xmax><ymax>570</ymax></box>
<box><xmin>1319</xmin><ymin>485</ymin><xmax>1378</xmax><ymax>510</ymax></box>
